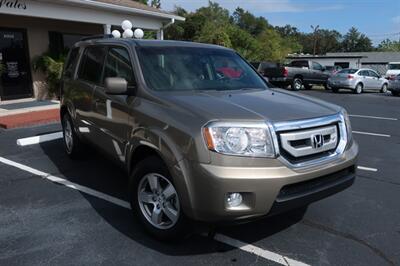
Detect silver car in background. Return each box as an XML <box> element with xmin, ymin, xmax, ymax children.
<box><xmin>328</xmin><ymin>68</ymin><xmax>389</xmax><ymax>94</ymax></box>
<box><xmin>388</xmin><ymin>74</ymin><xmax>400</xmax><ymax>96</ymax></box>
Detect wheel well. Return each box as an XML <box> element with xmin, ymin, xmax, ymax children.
<box><xmin>293</xmin><ymin>75</ymin><xmax>303</xmax><ymax>81</ymax></box>
<box><xmin>356</xmin><ymin>82</ymin><xmax>363</xmax><ymax>88</ymax></box>
<box><xmin>129</xmin><ymin>145</ymin><xmax>163</xmax><ymax>174</ymax></box>
<box><xmin>60</xmin><ymin>105</ymin><xmax>68</xmax><ymax>119</ymax></box>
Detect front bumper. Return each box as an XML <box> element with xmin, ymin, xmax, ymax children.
<box><xmin>178</xmin><ymin>141</ymin><xmax>358</xmax><ymax>222</ymax></box>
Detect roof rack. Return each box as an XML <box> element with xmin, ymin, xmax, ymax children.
<box><xmin>80</xmin><ymin>34</ymin><xmax>113</xmax><ymax>41</ymax></box>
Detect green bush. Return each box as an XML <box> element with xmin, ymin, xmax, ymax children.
<box><xmin>32</xmin><ymin>53</ymin><xmax>65</xmax><ymax>97</ymax></box>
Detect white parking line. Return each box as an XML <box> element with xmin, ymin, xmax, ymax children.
<box><xmin>349</xmin><ymin>114</ymin><xmax>398</xmax><ymax>121</ymax></box>
<box><xmin>0</xmin><ymin>156</ymin><xmax>309</xmax><ymax>266</ymax></box>
<box><xmin>352</xmin><ymin>131</ymin><xmax>391</xmax><ymax>138</ymax></box>
<box><xmin>16</xmin><ymin>132</ymin><xmax>63</xmax><ymax>146</ymax></box>
<box><xmin>358</xmin><ymin>166</ymin><xmax>378</xmax><ymax>172</ymax></box>
<box><xmin>214</xmin><ymin>234</ymin><xmax>309</xmax><ymax>266</ymax></box>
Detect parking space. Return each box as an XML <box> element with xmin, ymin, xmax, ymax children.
<box><xmin>0</xmin><ymin>90</ymin><xmax>399</xmax><ymax>265</ymax></box>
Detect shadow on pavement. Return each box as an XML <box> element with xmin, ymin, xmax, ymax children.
<box><xmin>39</xmin><ymin>139</ymin><xmax>304</xmax><ymax>256</ymax></box>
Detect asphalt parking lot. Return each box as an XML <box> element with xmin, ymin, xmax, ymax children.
<box><xmin>0</xmin><ymin>89</ymin><xmax>399</xmax><ymax>266</ymax></box>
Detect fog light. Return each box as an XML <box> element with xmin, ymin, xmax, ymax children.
<box><xmin>226</xmin><ymin>193</ymin><xmax>243</xmax><ymax>208</ymax></box>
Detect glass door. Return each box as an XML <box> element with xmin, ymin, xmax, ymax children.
<box><xmin>0</xmin><ymin>28</ymin><xmax>32</xmax><ymax>100</ymax></box>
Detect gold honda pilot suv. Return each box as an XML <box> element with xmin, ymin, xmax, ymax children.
<box><xmin>60</xmin><ymin>37</ymin><xmax>358</xmax><ymax>240</ymax></box>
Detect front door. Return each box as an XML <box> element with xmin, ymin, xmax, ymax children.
<box><xmin>0</xmin><ymin>28</ymin><xmax>32</xmax><ymax>100</ymax></box>
<box><xmin>92</xmin><ymin>46</ymin><xmax>135</xmax><ymax>164</ymax></box>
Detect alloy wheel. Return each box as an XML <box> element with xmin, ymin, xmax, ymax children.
<box><xmin>138</xmin><ymin>173</ymin><xmax>180</xmax><ymax>230</ymax></box>
<box><xmin>63</xmin><ymin>118</ymin><xmax>74</xmax><ymax>153</ymax></box>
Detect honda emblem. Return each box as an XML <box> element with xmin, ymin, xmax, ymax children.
<box><xmin>311</xmin><ymin>134</ymin><xmax>324</xmax><ymax>149</ymax></box>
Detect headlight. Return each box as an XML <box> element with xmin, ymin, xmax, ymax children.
<box><xmin>341</xmin><ymin>109</ymin><xmax>353</xmax><ymax>145</ymax></box>
<box><xmin>203</xmin><ymin>122</ymin><xmax>275</xmax><ymax>157</ymax></box>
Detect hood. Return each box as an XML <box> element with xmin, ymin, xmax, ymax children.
<box><xmin>386</xmin><ymin>70</ymin><xmax>400</xmax><ymax>76</ymax></box>
<box><xmin>158</xmin><ymin>89</ymin><xmax>341</xmax><ymax>123</ymax></box>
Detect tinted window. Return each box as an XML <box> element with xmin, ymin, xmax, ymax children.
<box><xmin>312</xmin><ymin>62</ymin><xmax>323</xmax><ymax>71</ymax></box>
<box><xmin>358</xmin><ymin>70</ymin><xmax>368</xmax><ymax>76</ymax></box>
<box><xmin>338</xmin><ymin>69</ymin><xmax>358</xmax><ymax>74</ymax></box>
<box><xmin>289</xmin><ymin>60</ymin><xmax>308</xmax><ymax>68</ymax></box>
<box><xmin>64</xmin><ymin>48</ymin><xmax>80</xmax><ymax>78</ymax></box>
<box><xmin>368</xmin><ymin>70</ymin><xmax>380</xmax><ymax>78</ymax></box>
<box><xmin>103</xmin><ymin>47</ymin><xmax>135</xmax><ymax>86</ymax></box>
<box><xmin>388</xmin><ymin>64</ymin><xmax>400</xmax><ymax>70</ymax></box>
<box><xmin>136</xmin><ymin>46</ymin><xmax>268</xmax><ymax>91</ymax></box>
<box><xmin>78</xmin><ymin>46</ymin><xmax>106</xmax><ymax>84</ymax></box>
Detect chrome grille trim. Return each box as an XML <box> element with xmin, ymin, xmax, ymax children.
<box><xmin>280</xmin><ymin>125</ymin><xmax>338</xmax><ymax>157</ymax></box>
<box><xmin>269</xmin><ymin>113</ymin><xmax>348</xmax><ymax>172</ymax></box>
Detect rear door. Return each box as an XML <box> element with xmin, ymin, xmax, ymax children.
<box><xmin>91</xmin><ymin>45</ymin><xmax>135</xmax><ymax>163</ymax></box>
<box><xmin>74</xmin><ymin>46</ymin><xmax>107</xmax><ymax>137</ymax></box>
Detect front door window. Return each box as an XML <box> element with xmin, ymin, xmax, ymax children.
<box><xmin>0</xmin><ymin>28</ymin><xmax>32</xmax><ymax>100</ymax></box>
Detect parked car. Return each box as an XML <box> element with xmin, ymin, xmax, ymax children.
<box><xmin>385</xmin><ymin>62</ymin><xmax>400</xmax><ymax>80</ymax></box>
<box><xmin>60</xmin><ymin>37</ymin><xmax>358</xmax><ymax>240</ymax></box>
<box><xmin>324</xmin><ymin>65</ymin><xmax>342</xmax><ymax>76</ymax></box>
<box><xmin>263</xmin><ymin>60</ymin><xmax>330</xmax><ymax>90</ymax></box>
<box><xmin>388</xmin><ymin>74</ymin><xmax>400</xmax><ymax>96</ymax></box>
<box><xmin>328</xmin><ymin>68</ymin><xmax>389</xmax><ymax>94</ymax></box>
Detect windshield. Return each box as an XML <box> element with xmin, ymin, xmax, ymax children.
<box><xmin>136</xmin><ymin>46</ymin><xmax>268</xmax><ymax>91</ymax></box>
<box><xmin>338</xmin><ymin>69</ymin><xmax>358</xmax><ymax>74</ymax></box>
<box><xmin>388</xmin><ymin>64</ymin><xmax>400</xmax><ymax>70</ymax></box>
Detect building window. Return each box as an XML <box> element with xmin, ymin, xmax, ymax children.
<box><xmin>48</xmin><ymin>32</ymin><xmax>88</xmax><ymax>57</ymax></box>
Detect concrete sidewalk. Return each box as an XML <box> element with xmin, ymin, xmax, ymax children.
<box><xmin>0</xmin><ymin>98</ymin><xmax>60</xmax><ymax>129</ymax></box>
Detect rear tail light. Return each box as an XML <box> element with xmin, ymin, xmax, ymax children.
<box><xmin>347</xmin><ymin>75</ymin><xmax>354</xmax><ymax>79</ymax></box>
<box><xmin>283</xmin><ymin>67</ymin><xmax>288</xmax><ymax>77</ymax></box>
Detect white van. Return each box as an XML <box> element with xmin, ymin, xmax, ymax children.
<box><xmin>386</xmin><ymin>62</ymin><xmax>400</xmax><ymax>79</ymax></box>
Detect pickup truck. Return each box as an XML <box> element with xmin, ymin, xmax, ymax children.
<box><xmin>263</xmin><ymin>60</ymin><xmax>330</xmax><ymax>90</ymax></box>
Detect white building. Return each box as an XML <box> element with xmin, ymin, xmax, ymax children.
<box><xmin>0</xmin><ymin>0</ymin><xmax>184</xmax><ymax>100</ymax></box>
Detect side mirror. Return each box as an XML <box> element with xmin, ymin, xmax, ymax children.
<box><xmin>105</xmin><ymin>77</ymin><xmax>128</xmax><ymax>95</ymax></box>
<box><xmin>322</xmin><ymin>67</ymin><xmax>326</xmax><ymax>71</ymax></box>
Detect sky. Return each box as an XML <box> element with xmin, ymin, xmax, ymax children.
<box><xmin>160</xmin><ymin>0</ymin><xmax>400</xmax><ymax>45</ymax></box>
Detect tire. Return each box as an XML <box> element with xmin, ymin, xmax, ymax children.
<box><xmin>324</xmin><ymin>83</ymin><xmax>331</xmax><ymax>90</ymax></box>
<box><xmin>130</xmin><ymin>156</ymin><xmax>189</xmax><ymax>241</ymax></box>
<box><xmin>332</xmin><ymin>87</ymin><xmax>339</xmax><ymax>93</ymax></box>
<box><xmin>380</xmin><ymin>84</ymin><xmax>388</xmax><ymax>93</ymax></box>
<box><xmin>291</xmin><ymin>78</ymin><xmax>303</xmax><ymax>91</ymax></box>
<box><xmin>304</xmin><ymin>84</ymin><xmax>313</xmax><ymax>90</ymax></box>
<box><xmin>62</xmin><ymin>113</ymin><xmax>83</xmax><ymax>159</ymax></box>
<box><xmin>354</xmin><ymin>83</ymin><xmax>363</xmax><ymax>94</ymax></box>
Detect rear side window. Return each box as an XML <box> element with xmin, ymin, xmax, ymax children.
<box><xmin>64</xmin><ymin>48</ymin><xmax>79</xmax><ymax>78</ymax></box>
<box><xmin>338</xmin><ymin>69</ymin><xmax>357</xmax><ymax>74</ymax></box>
<box><xmin>103</xmin><ymin>47</ymin><xmax>135</xmax><ymax>86</ymax></box>
<box><xmin>289</xmin><ymin>61</ymin><xmax>308</xmax><ymax>68</ymax></box>
<box><xmin>78</xmin><ymin>46</ymin><xmax>106</xmax><ymax>84</ymax></box>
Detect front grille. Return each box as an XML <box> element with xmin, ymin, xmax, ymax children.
<box><xmin>277</xmin><ymin>123</ymin><xmax>340</xmax><ymax>164</ymax></box>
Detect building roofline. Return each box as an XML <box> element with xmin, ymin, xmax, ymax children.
<box><xmin>61</xmin><ymin>0</ymin><xmax>185</xmax><ymax>21</ymax></box>
<box><xmin>286</xmin><ymin>55</ymin><xmax>366</xmax><ymax>59</ymax></box>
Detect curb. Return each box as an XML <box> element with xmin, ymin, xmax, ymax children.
<box><xmin>0</xmin><ymin>109</ymin><xmax>60</xmax><ymax>129</ymax></box>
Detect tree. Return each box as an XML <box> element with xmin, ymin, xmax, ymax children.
<box><xmin>377</xmin><ymin>39</ymin><xmax>400</xmax><ymax>52</ymax></box>
<box><xmin>150</xmin><ymin>0</ymin><xmax>160</xmax><ymax>8</ymax></box>
<box><xmin>341</xmin><ymin>27</ymin><xmax>373</xmax><ymax>52</ymax></box>
<box><xmin>164</xmin><ymin>6</ymin><xmax>188</xmax><ymax>40</ymax></box>
<box><xmin>195</xmin><ymin>21</ymin><xmax>232</xmax><ymax>48</ymax></box>
<box><xmin>231</xmin><ymin>7</ymin><xmax>270</xmax><ymax>36</ymax></box>
<box><xmin>132</xmin><ymin>0</ymin><xmax>148</xmax><ymax>5</ymax></box>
